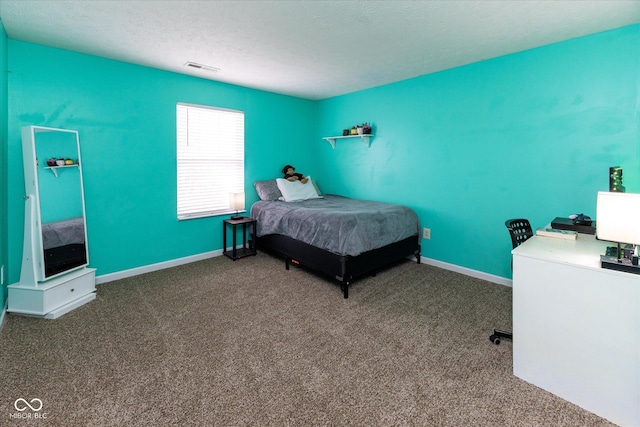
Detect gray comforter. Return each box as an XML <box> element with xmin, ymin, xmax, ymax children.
<box><xmin>250</xmin><ymin>195</ymin><xmax>420</xmax><ymax>256</ymax></box>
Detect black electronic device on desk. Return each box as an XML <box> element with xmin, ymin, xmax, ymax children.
<box><xmin>551</xmin><ymin>214</ymin><xmax>596</xmax><ymax>235</ymax></box>
<box><xmin>601</xmin><ymin>245</ymin><xmax>640</xmax><ymax>274</ymax></box>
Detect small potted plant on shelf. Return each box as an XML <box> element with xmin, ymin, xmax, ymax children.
<box><xmin>350</xmin><ymin>126</ymin><xmax>358</xmax><ymax>135</ymax></box>
<box><xmin>362</xmin><ymin>123</ymin><xmax>372</xmax><ymax>134</ymax></box>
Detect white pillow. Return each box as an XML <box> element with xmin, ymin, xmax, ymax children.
<box><xmin>276</xmin><ymin>176</ymin><xmax>321</xmax><ymax>202</ymax></box>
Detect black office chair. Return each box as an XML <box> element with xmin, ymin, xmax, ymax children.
<box><xmin>490</xmin><ymin>218</ymin><xmax>534</xmax><ymax>345</ymax></box>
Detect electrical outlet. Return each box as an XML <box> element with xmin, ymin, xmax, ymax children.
<box><xmin>423</xmin><ymin>228</ymin><xmax>431</xmax><ymax>240</ymax></box>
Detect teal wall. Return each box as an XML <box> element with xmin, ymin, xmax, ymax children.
<box><xmin>4</xmin><ymin>25</ymin><xmax>639</xmax><ymax>287</ymax></box>
<box><xmin>315</xmin><ymin>25</ymin><xmax>640</xmax><ymax>279</ymax></box>
<box><xmin>6</xmin><ymin>41</ymin><xmax>316</xmax><ymax>283</ymax></box>
<box><xmin>1</xmin><ymin>18</ymin><xmax>7</xmax><ymax>309</ymax></box>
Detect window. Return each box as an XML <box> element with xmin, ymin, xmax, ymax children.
<box><xmin>176</xmin><ymin>103</ymin><xmax>244</xmax><ymax>220</ymax></box>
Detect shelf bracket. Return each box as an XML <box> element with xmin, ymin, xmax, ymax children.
<box><xmin>45</xmin><ymin>164</ymin><xmax>78</xmax><ymax>177</ymax></box>
<box><xmin>323</xmin><ymin>137</ymin><xmax>336</xmax><ymax>149</ymax></box>
<box><xmin>322</xmin><ymin>134</ymin><xmax>373</xmax><ymax>149</ymax></box>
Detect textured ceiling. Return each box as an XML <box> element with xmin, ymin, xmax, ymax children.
<box><xmin>1</xmin><ymin>0</ymin><xmax>639</xmax><ymax>100</ymax></box>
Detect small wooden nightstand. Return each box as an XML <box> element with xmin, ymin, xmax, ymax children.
<box><xmin>223</xmin><ymin>217</ymin><xmax>257</xmax><ymax>260</ymax></box>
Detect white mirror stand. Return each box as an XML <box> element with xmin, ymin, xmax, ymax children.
<box><xmin>8</xmin><ymin>126</ymin><xmax>96</xmax><ymax>319</ymax></box>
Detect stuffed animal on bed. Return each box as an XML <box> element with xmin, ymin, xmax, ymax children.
<box><xmin>282</xmin><ymin>165</ymin><xmax>309</xmax><ymax>184</ymax></box>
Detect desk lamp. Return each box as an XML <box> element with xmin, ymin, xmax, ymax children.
<box><xmin>596</xmin><ymin>191</ymin><xmax>640</xmax><ymax>273</ymax></box>
<box><xmin>229</xmin><ymin>192</ymin><xmax>245</xmax><ymax>220</ymax></box>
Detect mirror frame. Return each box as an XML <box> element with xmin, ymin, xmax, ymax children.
<box><xmin>20</xmin><ymin>126</ymin><xmax>90</xmax><ymax>284</ymax></box>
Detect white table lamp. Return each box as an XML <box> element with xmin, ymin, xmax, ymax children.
<box><xmin>596</xmin><ymin>191</ymin><xmax>640</xmax><ymax>246</ymax></box>
<box><xmin>229</xmin><ymin>192</ymin><xmax>245</xmax><ymax>220</ymax></box>
<box><xmin>596</xmin><ymin>191</ymin><xmax>640</xmax><ymax>270</ymax></box>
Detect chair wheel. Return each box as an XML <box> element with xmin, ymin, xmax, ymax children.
<box><xmin>490</xmin><ymin>335</ymin><xmax>500</xmax><ymax>345</ymax></box>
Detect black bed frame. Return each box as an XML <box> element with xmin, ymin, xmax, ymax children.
<box><xmin>256</xmin><ymin>234</ymin><xmax>421</xmax><ymax>298</ymax></box>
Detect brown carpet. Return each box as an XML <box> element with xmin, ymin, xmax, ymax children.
<box><xmin>0</xmin><ymin>252</ymin><xmax>614</xmax><ymax>426</ymax></box>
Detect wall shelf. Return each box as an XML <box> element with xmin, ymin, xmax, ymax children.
<box><xmin>322</xmin><ymin>134</ymin><xmax>374</xmax><ymax>149</ymax></box>
<box><xmin>45</xmin><ymin>164</ymin><xmax>78</xmax><ymax>177</ymax></box>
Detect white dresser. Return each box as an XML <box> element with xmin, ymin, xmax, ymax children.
<box><xmin>8</xmin><ymin>268</ymin><xmax>96</xmax><ymax>319</ymax></box>
<box><xmin>512</xmin><ymin>234</ymin><xmax>639</xmax><ymax>426</ymax></box>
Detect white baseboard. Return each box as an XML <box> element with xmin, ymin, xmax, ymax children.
<box><xmin>419</xmin><ymin>255</ymin><xmax>512</xmax><ymax>287</ymax></box>
<box><xmin>96</xmin><ymin>249</ymin><xmax>222</xmax><ymax>284</ymax></box>
<box><xmin>95</xmin><ymin>249</ymin><xmax>511</xmax><ymax>288</ymax></box>
<box><xmin>0</xmin><ymin>299</ymin><xmax>7</xmax><ymax>333</ymax></box>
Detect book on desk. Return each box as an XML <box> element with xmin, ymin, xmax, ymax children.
<box><xmin>536</xmin><ymin>227</ymin><xmax>577</xmax><ymax>240</ymax></box>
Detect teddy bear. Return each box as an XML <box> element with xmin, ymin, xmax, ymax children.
<box><xmin>282</xmin><ymin>165</ymin><xmax>309</xmax><ymax>184</ymax></box>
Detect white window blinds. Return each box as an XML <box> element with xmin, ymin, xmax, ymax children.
<box><xmin>177</xmin><ymin>103</ymin><xmax>244</xmax><ymax>220</ymax></box>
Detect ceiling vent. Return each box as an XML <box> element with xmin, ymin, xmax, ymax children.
<box><xmin>184</xmin><ymin>62</ymin><xmax>220</xmax><ymax>73</ymax></box>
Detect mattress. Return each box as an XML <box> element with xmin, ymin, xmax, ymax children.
<box><xmin>250</xmin><ymin>195</ymin><xmax>420</xmax><ymax>256</ymax></box>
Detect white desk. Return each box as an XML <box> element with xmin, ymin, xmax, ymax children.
<box><xmin>512</xmin><ymin>234</ymin><xmax>640</xmax><ymax>427</ymax></box>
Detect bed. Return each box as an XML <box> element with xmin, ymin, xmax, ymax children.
<box><xmin>41</xmin><ymin>217</ymin><xmax>87</xmax><ymax>277</ymax></box>
<box><xmin>251</xmin><ymin>179</ymin><xmax>421</xmax><ymax>298</ymax></box>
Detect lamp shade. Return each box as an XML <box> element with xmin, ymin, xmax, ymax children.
<box><xmin>229</xmin><ymin>192</ymin><xmax>245</xmax><ymax>211</ymax></box>
<box><xmin>596</xmin><ymin>191</ymin><xmax>640</xmax><ymax>245</ymax></box>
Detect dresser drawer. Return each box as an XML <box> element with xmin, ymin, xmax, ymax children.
<box><xmin>43</xmin><ymin>269</ymin><xmax>96</xmax><ymax>313</ymax></box>
<box><xmin>8</xmin><ymin>268</ymin><xmax>96</xmax><ymax>317</ymax></box>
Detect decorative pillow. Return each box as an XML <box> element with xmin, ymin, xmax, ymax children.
<box><xmin>254</xmin><ymin>180</ymin><xmax>282</xmax><ymax>201</ymax></box>
<box><xmin>276</xmin><ymin>176</ymin><xmax>321</xmax><ymax>202</ymax></box>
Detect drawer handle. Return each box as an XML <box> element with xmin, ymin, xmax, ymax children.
<box><xmin>70</xmin><ymin>288</ymin><xmax>75</xmax><ymax>292</ymax></box>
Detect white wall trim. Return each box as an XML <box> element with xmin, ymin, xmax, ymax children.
<box><xmin>420</xmin><ymin>255</ymin><xmax>512</xmax><ymax>287</ymax></box>
<box><xmin>95</xmin><ymin>249</ymin><xmax>511</xmax><ymax>288</ymax></box>
<box><xmin>96</xmin><ymin>250</ymin><xmax>222</xmax><ymax>284</ymax></box>
<box><xmin>0</xmin><ymin>299</ymin><xmax>7</xmax><ymax>334</ymax></box>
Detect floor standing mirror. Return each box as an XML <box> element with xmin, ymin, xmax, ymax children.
<box><xmin>8</xmin><ymin>126</ymin><xmax>96</xmax><ymax>319</ymax></box>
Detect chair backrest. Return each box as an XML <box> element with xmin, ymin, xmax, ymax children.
<box><xmin>505</xmin><ymin>218</ymin><xmax>534</xmax><ymax>249</ymax></box>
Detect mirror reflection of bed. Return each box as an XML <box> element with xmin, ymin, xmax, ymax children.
<box><xmin>42</xmin><ymin>217</ymin><xmax>87</xmax><ymax>277</ymax></box>
<box><xmin>7</xmin><ymin>126</ymin><xmax>96</xmax><ymax>319</ymax></box>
